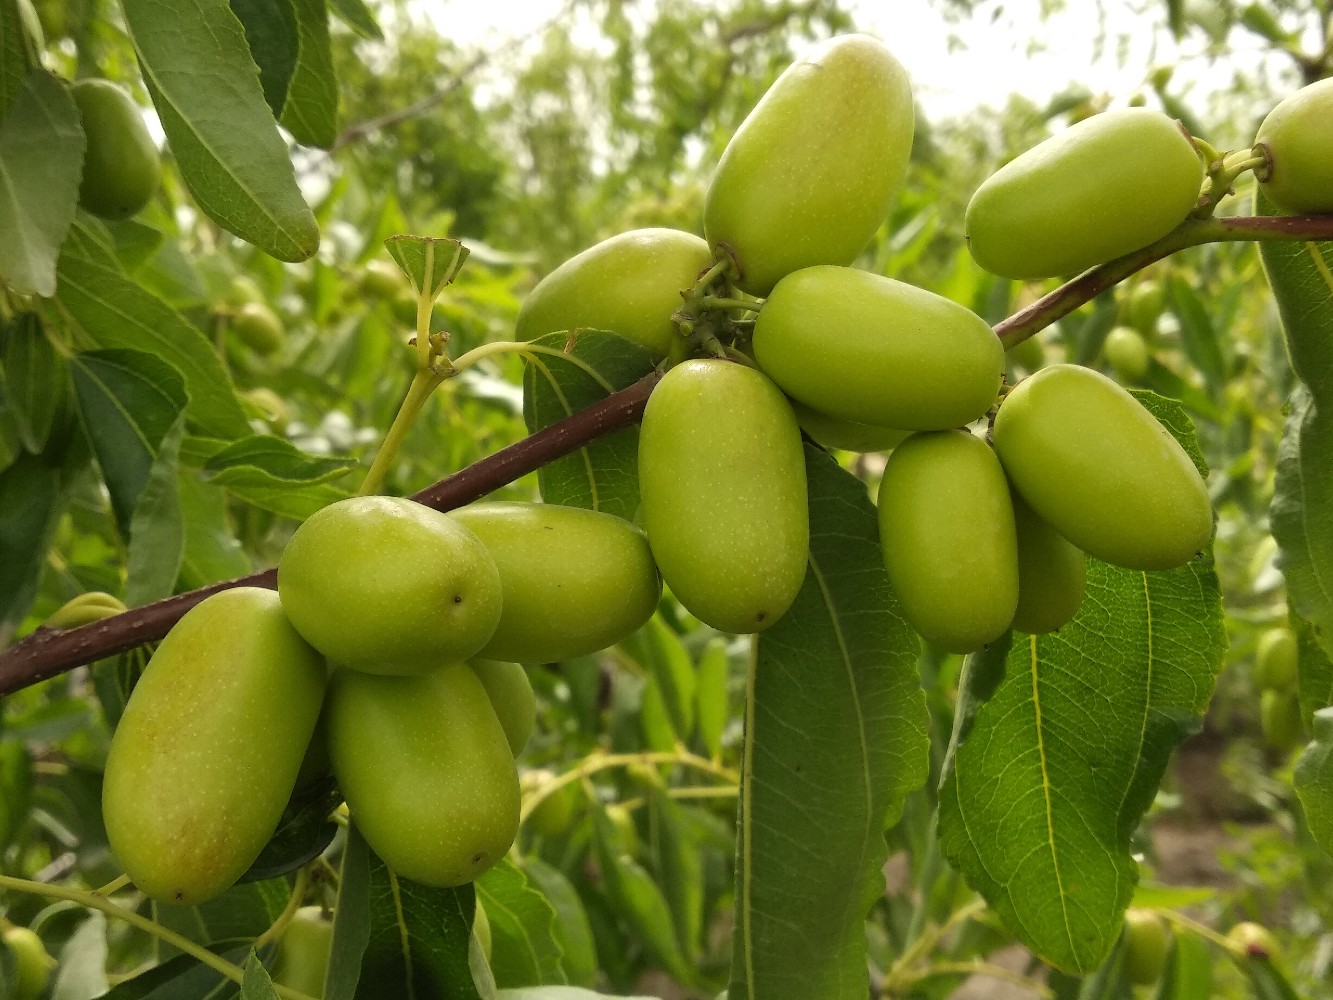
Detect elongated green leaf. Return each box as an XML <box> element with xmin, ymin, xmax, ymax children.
<box><xmin>1293</xmin><ymin>613</ymin><xmax>1333</xmax><ymax>725</ymax></box>
<box><xmin>240</xmin><ymin>779</ymin><xmax>339</xmax><ymax>883</ymax></box>
<box><xmin>0</xmin><ymin>450</ymin><xmax>64</xmax><ymax>643</ymax></box>
<box><xmin>280</xmin><ymin>0</ymin><xmax>338</xmax><ymax>148</ymax></box>
<box><xmin>385</xmin><ymin>235</ymin><xmax>468</xmax><ymax>299</ymax></box>
<box><xmin>120</xmin><ymin>0</ymin><xmax>319</xmax><ymax>261</ymax></box>
<box><xmin>54</xmin><ymin>911</ymin><xmax>111</xmax><ymax>999</ymax></box>
<box><xmin>1295</xmin><ymin>707</ymin><xmax>1333</xmax><ymax>857</ymax></box>
<box><xmin>177</xmin><ymin>475</ymin><xmax>251</xmax><ymax>590</ymax></box>
<box><xmin>125</xmin><ymin>415</ymin><xmax>186</xmax><ymax>605</ymax></box>
<box><xmin>2</xmin><ymin>312</ymin><xmax>67</xmax><ymax>453</ymax></box>
<box><xmin>1258</xmin><ymin>199</ymin><xmax>1333</xmax><ymax>407</ymax></box>
<box><xmin>101</xmin><ymin>943</ymin><xmax>257</xmax><ymax>998</ymax></box>
<box><xmin>1166</xmin><ymin>275</ymin><xmax>1227</xmax><ymax>393</ymax></box>
<box><xmin>0</xmin><ymin>70</ymin><xmax>84</xmax><ymax>296</ymax></box>
<box><xmin>0</xmin><ymin>741</ymin><xmax>33</xmax><ymax>852</ymax></box>
<box><xmin>477</xmin><ymin>858</ymin><xmax>568</xmax><ymax>988</ymax></box>
<box><xmin>648</xmin><ymin>789</ymin><xmax>704</xmax><ymax>964</ymax></box>
<box><xmin>730</xmin><ymin>445</ymin><xmax>929</xmax><ymax>1000</ymax></box>
<box><xmin>497</xmin><ymin>991</ymin><xmax>659</xmax><ymax>1000</ymax></box>
<box><xmin>202</xmin><ymin>434</ymin><xmax>356</xmax><ymax>485</ymax></box>
<box><xmin>325</xmin><ymin>823</ymin><xmax>372</xmax><ymax>1000</ymax></box>
<box><xmin>229</xmin><ymin>0</ymin><xmax>298</xmax><ymax>117</ymax></box>
<box><xmin>1154</xmin><ymin>931</ymin><xmax>1213</xmax><ymax>1000</ymax></box>
<box><xmin>218</xmin><ymin>480</ymin><xmax>346</xmax><ymax>520</ymax></box>
<box><xmin>57</xmin><ymin>227</ymin><xmax>250</xmax><ymax>439</ymax></box>
<box><xmin>521</xmin><ymin>331</ymin><xmax>655</xmax><ymax>520</ymax></box>
<box><xmin>70</xmin><ymin>349</ymin><xmax>188</xmax><ymax>535</ymax></box>
<box><xmin>154</xmin><ymin>880</ymin><xmax>290</xmax><ymax>958</ymax></box>
<box><xmin>0</xmin><ymin>0</ymin><xmax>33</xmax><ymax>114</ymax></box>
<box><xmin>327</xmin><ymin>0</ymin><xmax>382</xmax><ymax>38</ymax></box>
<box><xmin>938</xmin><ymin>560</ymin><xmax>1225</xmax><ymax>973</ymax></box>
<box><xmin>621</xmin><ymin>618</ymin><xmax>695</xmax><ymax>743</ymax></box>
<box><xmin>520</xmin><ymin>860</ymin><xmax>597</xmax><ymax>989</ymax></box>
<box><xmin>695</xmin><ymin>638</ymin><xmax>730</xmax><ymax>760</ymax></box>
<box><xmin>240</xmin><ymin>951</ymin><xmax>280</xmax><ymax>1000</ymax></box>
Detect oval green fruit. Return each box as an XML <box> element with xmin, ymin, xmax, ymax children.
<box><xmin>993</xmin><ymin>364</ymin><xmax>1212</xmax><ymax>570</ymax></box>
<box><xmin>515</xmin><ymin>229</ymin><xmax>712</xmax><ymax>357</ymax></box>
<box><xmin>102</xmin><ymin>588</ymin><xmax>327</xmax><ymax>905</ymax></box>
<box><xmin>638</xmin><ymin>359</ymin><xmax>808</xmax><ymax>633</ymax></box>
<box><xmin>360</xmin><ymin>259</ymin><xmax>407</xmax><ymax>301</ymax></box>
<box><xmin>328</xmin><ymin>663</ymin><xmax>520</xmax><ymax>887</ymax></box>
<box><xmin>1006</xmin><ymin>334</ymin><xmax>1046</xmax><ymax>375</ymax></box>
<box><xmin>4</xmin><ymin>927</ymin><xmax>55</xmax><ymax>1000</ymax></box>
<box><xmin>273</xmin><ymin>906</ymin><xmax>332</xmax><ymax>997</ymax></box>
<box><xmin>470</xmin><ymin>659</ymin><xmax>535</xmax><ymax>755</ymax></box>
<box><xmin>1125</xmin><ymin>279</ymin><xmax>1164</xmax><ymax>339</ymax></box>
<box><xmin>71</xmin><ymin>78</ymin><xmax>162</xmax><ymax>220</ymax></box>
<box><xmin>450</xmin><ymin>502</ymin><xmax>661</xmax><ymax>663</ymax></box>
<box><xmin>1255</xmin><ymin>626</ymin><xmax>1298</xmax><ymax>691</ymax></box>
<box><xmin>791</xmin><ymin>399</ymin><xmax>909</xmax><ymax>453</ymax></box>
<box><xmin>1256</xmin><ymin>79</ymin><xmax>1333</xmax><ymax>214</ymax></box>
<box><xmin>754</xmin><ymin>266</ymin><xmax>1003</xmax><ymax>430</ymax></box>
<box><xmin>877</xmin><ymin>430</ymin><xmax>1018</xmax><ymax>653</ymax></box>
<box><xmin>1260</xmin><ymin>689</ymin><xmax>1303</xmax><ymax>752</ymax></box>
<box><xmin>1122</xmin><ymin>909</ymin><xmax>1171</xmax><ymax>986</ymax></box>
<box><xmin>705</xmin><ymin>34</ymin><xmax>913</xmax><ymax>296</ymax></box>
<box><xmin>232</xmin><ymin>302</ymin><xmax>285</xmax><ymax>356</ymax></box>
<box><xmin>965</xmin><ymin>108</ymin><xmax>1203</xmax><ymax>279</ymax></box>
<box><xmin>1010</xmin><ymin>489</ymin><xmax>1086</xmax><ymax>635</ymax></box>
<box><xmin>522</xmin><ymin>769</ymin><xmax>582</xmax><ymax>839</ymax></box>
<box><xmin>1103</xmin><ymin>326</ymin><xmax>1150</xmax><ymax>382</ymax></box>
<box><xmin>278</xmin><ymin>496</ymin><xmax>503</xmax><ymax>675</ymax></box>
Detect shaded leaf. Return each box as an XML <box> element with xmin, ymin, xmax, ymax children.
<box><xmin>695</xmin><ymin>638</ymin><xmax>729</xmax><ymax>760</ymax></box>
<box><xmin>327</xmin><ymin>0</ymin><xmax>382</xmax><ymax>39</ymax></box>
<box><xmin>648</xmin><ymin>789</ymin><xmax>704</xmax><ymax>964</ymax></box>
<box><xmin>0</xmin><ymin>0</ymin><xmax>35</xmax><ymax>114</ymax></box>
<box><xmin>177</xmin><ymin>476</ymin><xmax>251</xmax><ymax>590</ymax></box>
<box><xmin>53</xmin><ymin>911</ymin><xmax>111</xmax><ymax>1000</ymax></box>
<box><xmin>0</xmin><ymin>451</ymin><xmax>64</xmax><ymax>643</ymax></box>
<box><xmin>0</xmin><ymin>70</ymin><xmax>84</xmax><ymax>296</ymax></box>
<box><xmin>521</xmin><ymin>331</ymin><xmax>655</xmax><ymax>520</ymax></box>
<box><xmin>240</xmin><ymin>951</ymin><xmax>280</xmax><ymax>1000</ymax></box>
<box><xmin>101</xmin><ymin>943</ymin><xmax>258</xmax><ymax>998</ymax></box>
<box><xmin>1292</xmin><ymin>612</ymin><xmax>1333</xmax><ymax>726</ymax></box>
<box><xmin>521</xmin><ymin>860</ymin><xmax>598</xmax><ymax>988</ymax></box>
<box><xmin>125</xmin><ymin>415</ymin><xmax>185</xmax><ymax>605</ymax></box>
<box><xmin>1154</xmin><ymin>930</ymin><xmax>1212</xmax><ymax>1000</ymax></box>
<box><xmin>154</xmin><ymin>881</ymin><xmax>289</xmax><ymax>959</ymax></box>
<box><xmin>730</xmin><ymin>444</ymin><xmax>929</xmax><ymax>1000</ymax></box>
<box><xmin>229</xmin><ymin>0</ymin><xmax>299</xmax><ymax>117</ymax></box>
<box><xmin>477</xmin><ymin>858</ymin><xmax>568</xmax><ymax>988</ymax></box>
<box><xmin>0</xmin><ymin>741</ymin><xmax>33</xmax><ymax>852</ymax></box>
<box><xmin>120</xmin><ymin>0</ymin><xmax>319</xmax><ymax>261</ymax></box>
<box><xmin>280</xmin><ymin>0</ymin><xmax>339</xmax><ymax>148</ymax></box>
<box><xmin>239</xmin><ymin>777</ymin><xmax>339</xmax><ymax>884</ymax></box>
<box><xmin>621</xmin><ymin>618</ymin><xmax>695</xmax><ymax>743</ymax></box>
<box><xmin>1166</xmin><ymin>275</ymin><xmax>1227</xmax><ymax>394</ymax></box>
<box><xmin>2</xmin><ymin>313</ymin><xmax>67</xmax><ymax>453</ymax></box>
<box><xmin>1295</xmin><ymin>707</ymin><xmax>1333</xmax><ymax>858</ymax></box>
<box><xmin>202</xmin><ymin>434</ymin><xmax>356</xmax><ymax>485</ymax></box>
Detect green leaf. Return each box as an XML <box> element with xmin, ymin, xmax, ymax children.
<box><xmin>53</xmin><ymin>911</ymin><xmax>111</xmax><ymax>999</ymax></box>
<box><xmin>1166</xmin><ymin>275</ymin><xmax>1227</xmax><ymax>393</ymax></box>
<box><xmin>335</xmin><ymin>824</ymin><xmax>482</xmax><ymax>1000</ymax></box>
<box><xmin>125</xmin><ymin>415</ymin><xmax>186</xmax><ymax>605</ymax></box>
<box><xmin>154</xmin><ymin>880</ymin><xmax>290</xmax><ymax>958</ymax></box>
<box><xmin>1292</xmin><ymin>612</ymin><xmax>1333</xmax><ymax>725</ymax></box>
<box><xmin>695</xmin><ymin>638</ymin><xmax>729</xmax><ymax>760</ymax></box>
<box><xmin>496</xmin><ymin>991</ymin><xmax>660</xmax><ymax>1000</ymax></box>
<box><xmin>101</xmin><ymin>943</ymin><xmax>256</xmax><ymax>998</ymax></box>
<box><xmin>326</xmin><ymin>823</ymin><xmax>371</xmax><ymax>1000</ymax></box>
<box><xmin>384</xmin><ymin>235</ymin><xmax>468</xmax><ymax>299</ymax></box>
<box><xmin>0</xmin><ymin>451</ymin><xmax>64</xmax><ymax>644</ymax></box>
<box><xmin>1231</xmin><ymin>952</ymin><xmax>1302</xmax><ymax>1000</ymax></box>
<box><xmin>1130</xmin><ymin>883</ymin><xmax>1216</xmax><ymax>910</ymax></box>
<box><xmin>240</xmin><ymin>951</ymin><xmax>280</xmax><ymax>1000</ymax></box>
<box><xmin>1</xmin><ymin>312</ymin><xmax>67</xmax><ymax>453</ymax></box>
<box><xmin>521</xmin><ymin>331</ymin><xmax>656</xmax><ymax>520</ymax></box>
<box><xmin>216</xmin><ymin>480</ymin><xmax>346</xmax><ymax>520</ymax></box>
<box><xmin>621</xmin><ymin>618</ymin><xmax>696</xmax><ymax>743</ymax></box>
<box><xmin>57</xmin><ymin>225</ymin><xmax>251</xmax><ymax>440</ymax></box>
<box><xmin>177</xmin><ymin>475</ymin><xmax>251</xmax><ymax>590</ymax></box>
<box><xmin>520</xmin><ymin>860</ymin><xmax>598</xmax><ymax>989</ymax></box>
<box><xmin>239</xmin><ymin>778</ymin><xmax>339</xmax><ymax>884</ymax></box>
<box><xmin>120</xmin><ymin>0</ymin><xmax>320</xmax><ymax>261</ymax></box>
<box><xmin>476</xmin><ymin>858</ymin><xmax>568</xmax><ymax>988</ymax></box>
<box><xmin>229</xmin><ymin>0</ymin><xmax>299</xmax><ymax>117</ymax></box>
<box><xmin>1295</xmin><ymin>707</ymin><xmax>1333</xmax><ymax>857</ymax></box>
<box><xmin>648</xmin><ymin>789</ymin><xmax>704</xmax><ymax>965</ymax></box>
<box><xmin>70</xmin><ymin>349</ymin><xmax>188</xmax><ymax>536</ymax></box>
<box><xmin>0</xmin><ymin>0</ymin><xmax>34</xmax><ymax>115</ymax></box>
<box><xmin>280</xmin><ymin>0</ymin><xmax>338</xmax><ymax>149</ymax></box>
<box><xmin>1154</xmin><ymin>930</ymin><xmax>1212</xmax><ymax>1000</ymax></box>
<box><xmin>731</xmin><ymin>444</ymin><xmax>929</xmax><ymax>1000</ymax></box>
<box><xmin>638</xmin><ymin>675</ymin><xmax>676</xmax><ymax>752</ymax></box>
<box><xmin>0</xmin><ymin>740</ymin><xmax>33</xmax><ymax>853</ymax></box>
<box><xmin>202</xmin><ymin>434</ymin><xmax>356</xmax><ymax>485</ymax></box>
<box><xmin>327</xmin><ymin>0</ymin><xmax>382</xmax><ymax>39</ymax></box>
<box><xmin>937</xmin><ymin>554</ymin><xmax>1226</xmax><ymax>973</ymax></box>
<box><xmin>0</xmin><ymin>70</ymin><xmax>84</xmax><ymax>296</ymax></box>
<box><xmin>104</xmin><ymin>217</ymin><xmax>167</xmax><ymax>272</ymax></box>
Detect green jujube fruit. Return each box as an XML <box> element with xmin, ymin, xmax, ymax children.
<box><xmin>71</xmin><ymin>78</ymin><xmax>162</xmax><ymax>220</ymax></box>
<box><xmin>1125</xmin><ymin>279</ymin><xmax>1165</xmax><ymax>338</ymax></box>
<box><xmin>515</xmin><ymin>229</ymin><xmax>712</xmax><ymax>357</ymax></box>
<box><xmin>791</xmin><ymin>399</ymin><xmax>909</xmax><ymax>453</ymax></box>
<box><xmin>1260</xmin><ymin>689</ymin><xmax>1303</xmax><ymax>752</ymax></box>
<box><xmin>328</xmin><ymin>663</ymin><xmax>520</xmax><ymax>887</ymax></box>
<box><xmin>450</xmin><ymin>502</ymin><xmax>661</xmax><ymax>663</ymax></box>
<box><xmin>470</xmin><ymin>659</ymin><xmax>536</xmax><ymax>755</ymax></box>
<box><xmin>753</xmin><ymin>266</ymin><xmax>1004</xmax><ymax>430</ymax></box>
<box><xmin>1255</xmin><ymin>79</ymin><xmax>1333</xmax><ymax>214</ymax></box>
<box><xmin>102</xmin><ymin>588</ymin><xmax>327</xmax><ymax>905</ymax></box>
<box><xmin>1122</xmin><ymin>909</ymin><xmax>1171</xmax><ymax>986</ymax></box>
<box><xmin>1103</xmin><ymin>326</ymin><xmax>1150</xmax><ymax>382</ymax></box>
<box><xmin>704</xmin><ymin>34</ymin><xmax>914</xmax><ymax>296</ymax></box>
<box><xmin>273</xmin><ymin>906</ymin><xmax>333</xmax><ymax>997</ymax></box>
<box><xmin>278</xmin><ymin>496</ymin><xmax>503</xmax><ymax>675</ymax></box>
<box><xmin>639</xmin><ymin>359</ymin><xmax>808</xmax><ymax>633</ymax></box>
<box><xmin>232</xmin><ymin>302</ymin><xmax>285</xmax><ymax>355</ymax></box>
<box><xmin>1255</xmin><ymin>626</ymin><xmax>1298</xmax><ymax>691</ymax></box>
<box><xmin>965</xmin><ymin>108</ymin><xmax>1203</xmax><ymax>279</ymax></box>
<box><xmin>877</xmin><ymin>430</ymin><xmax>1018</xmax><ymax>653</ymax></box>
<box><xmin>3</xmin><ymin>927</ymin><xmax>55</xmax><ymax>1000</ymax></box>
<box><xmin>1011</xmin><ymin>489</ymin><xmax>1087</xmax><ymax>635</ymax></box>
<box><xmin>993</xmin><ymin>364</ymin><xmax>1212</xmax><ymax>570</ymax></box>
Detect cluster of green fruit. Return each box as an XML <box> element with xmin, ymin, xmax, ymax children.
<box><xmin>1254</xmin><ymin>625</ymin><xmax>1303</xmax><ymax>752</ymax></box>
<box><xmin>101</xmin><ymin>496</ymin><xmax>661</xmax><ymax>904</ymax></box>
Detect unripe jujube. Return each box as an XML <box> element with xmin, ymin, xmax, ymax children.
<box><xmin>1255</xmin><ymin>79</ymin><xmax>1333</xmax><ymax>215</ymax></box>
<box><xmin>1255</xmin><ymin>626</ymin><xmax>1299</xmax><ymax>691</ymax></box>
<box><xmin>71</xmin><ymin>78</ymin><xmax>162</xmax><ymax>220</ymax></box>
<box><xmin>1010</xmin><ymin>490</ymin><xmax>1087</xmax><ymax>635</ymax></box>
<box><xmin>470</xmin><ymin>659</ymin><xmax>536</xmax><ymax>756</ymax></box>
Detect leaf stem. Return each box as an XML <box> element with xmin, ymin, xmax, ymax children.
<box><xmin>450</xmin><ymin>340</ymin><xmax>616</xmax><ymax>393</ymax></box>
<box><xmin>253</xmin><ymin>864</ymin><xmax>313</xmax><ymax>950</ymax></box>
<box><xmin>357</xmin><ymin>370</ymin><xmax>444</xmax><ymax>497</ymax></box>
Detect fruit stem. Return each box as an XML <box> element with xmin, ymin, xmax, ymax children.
<box><xmin>357</xmin><ymin>369</ymin><xmax>444</xmax><ymax>497</ymax></box>
<box><xmin>1158</xmin><ymin>907</ymin><xmax>1244</xmax><ymax>957</ymax></box>
<box><xmin>253</xmin><ymin>863</ymin><xmax>314</xmax><ymax>950</ymax></box>
<box><xmin>697</xmin><ymin>295</ymin><xmax>759</xmax><ymax>313</ymax></box>
<box><xmin>0</xmin><ymin>873</ymin><xmax>318</xmax><ymax>1000</ymax></box>
<box><xmin>450</xmin><ymin>340</ymin><xmax>616</xmax><ymax>393</ymax></box>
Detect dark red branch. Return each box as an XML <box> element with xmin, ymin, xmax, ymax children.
<box><xmin>0</xmin><ymin>371</ymin><xmax>661</xmax><ymax>698</ymax></box>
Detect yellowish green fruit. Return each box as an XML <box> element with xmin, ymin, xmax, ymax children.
<box><xmin>605</xmin><ymin>803</ymin><xmax>639</xmax><ymax>856</ymax></box>
<box><xmin>102</xmin><ymin>588</ymin><xmax>327</xmax><ymax>905</ymax></box>
<box><xmin>1103</xmin><ymin>326</ymin><xmax>1150</xmax><ymax>382</ymax></box>
<box><xmin>470</xmin><ymin>659</ymin><xmax>536</xmax><ymax>755</ymax></box>
<box><xmin>638</xmin><ymin>359</ymin><xmax>808</xmax><ymax>633</ymax></box>
<box><xmin>993</xmin><ymin>364</ymin><xmax>1212</xmax><ymax>570</ymax></box>
<box><xmin>753</xmin><ymin>266</ymin><xmax>1003</xmax><ymax>430</ymax></box>
<box><xmin>328</xmin><ymin>664</ymin><xmax>520</xmax><ymax>887</ymax></box>
<box><xmin>877</xmin><ymin>430</ymin><xmax>1018</xmax><ymax>653</ymax></box>
<box><xmin>1010</xmin><ymin>490</ymin><xmax>1086</xmax><ymax>635</ymax></box>
<box><xmin>360</xmin><ymin>259</ymin><xmax>407</xmax><ymax>301</ymax></box>
<box><xmin>1255</xmin><ymin>626</ymin><xmax>1299</xmax><ymax>691</ymax></box>
<box><xmin>277</xmin><ymin>496</ymin><xmax>503</xmax><ymax>675</ymax></box>
<box><xmin>522</xmin><ymin>769</ymin><xmax>581</xmax><ymax>839</ymax></box>
<box><xmin>232</xmin><ymin>302</ymin><xmax>285</xmax><ymax>356</ymax></box>
<box><xmin>1256</xmin><ymin>79</ymin><xmax>1333</xmax><ymax>214</ymax></box>
<box><xmin>1260</xmin><ymin>689</ymin><xmax>1303</xmax><ymax>752</ymax></box>
<box><xmin>965</xmin><ymin>109</ymin><xmax>1203</xmax><ymax>279</ymax></box>
<box><xmin>704</xmin><ymin>34</ymin><xmax>914</xmax><ymax>296</ymax></box>
<box><xmin>1122</xmin><ymin>909</ymin><xmax>1171</xmax><ymax>986</ymax></box>
<box><xmin>791</xmin><ymin>400</ymin><xmax>908</xmax><ymax>453</ymax></box>
<box><xmin>1227</xmin><ymin>921</ymin><xmax>1281</xmax><ymax>960</ymax></box>
<box><xmin>273</xmin><ymin>906</ymin><xmax>332</xmax><ymax>997</ymax></box>
<box><xmin>1006</xmin><ymin>334</ymin><xmax>1046</xmax><ymax>374</ymax></box>
<box><xmin>71</xmin><ymin>78</ymin><xmax>162</xmax><ymax>220</ymax></box>
<box><xmin>4</xmin><ymin>926</ymin><xmax>55</xmax><ymax>1000</ymax></box>
<box><xmin>515</xmin><ymin>229</ymin><xmax>712</xmax><ymax>357</ymax></box>
<box><xmin>450</xmin><ymin>502</ymin><xmax>661</xmax><ymax>663</ymax></box>
<box><xmin>1125</xmin><ymin>279</ymin><xmax>1165</xmax><ymax>338</ymax></box>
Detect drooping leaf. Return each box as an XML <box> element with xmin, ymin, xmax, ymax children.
<box><xmin>124</xmin><ymin>415</ymin><xmax>186</xmax><ymax>606</ymax></box>
<box><xmin>0</xmin><ymin>741</ymin><xmax>33</xmax><ymax>853</ymax></box>
<box><xmin>648</xmin><ymin>789</ymin><xmax>704</xmax><ymax>965</ymax></box>
<box><xmin>326</xmin><ymin>0</ymin><xmax>382</xmax><ymax>39</ymax></box>
<box><xmin>240</xmin><ymin>951</ymin><xmax>280</xmax><ymax>1000</ymax></box>
<box><xmin>0</xmin><ymin>450</ymin><xmax>64</xmax><ymax>643</ymax></box>
<box><xmin>100</xmin><ymin>943</ymin><xmax>257</xmax><ymax>999</ymax></box>
<box><xmin>520</xmin><ymin>860</ymin><xmax>598</xmax><ymax>988</ymax></box>
<box><xmin>937</xmin><ymin>554</ymin><xmax>1226</xmax><ymax>972</ymax></box>
<box><xmin>729</xmin><ymin>444</ymin><xmax>929</xmax><ymax>1000</ymax></box>
<box><xmin>280</xmin><ymin>0</ymin><xmax>339</xmax><ymax>148</ymax></box>
<box><xmin>120</xmin><ymin>0</ymin><xmax>320</xmax><ymax>261</ymax></box>
<box><xmin>70</xmin><ymin>349</ymin><xmax>188</xmax><ymax>536</ymax></box>
<box><xmin>154</xmin><ymin>879</ymin><xmax>290</xmax><ymax>959</ymax></box>
<box><xmin>1</xmin><ymin>312</ymin><xmax>67</xmax><ymax>453</ymax></box>
<box><xmin>201</xmin><ymin>434</ymin><xmax>356</xmax><ymax>485</ymax></box>
<box><xmin>229</xmin><ymin>0</ymin><xmax>299</xmax><ymax>117</ymax></box>
<box><xmin>1295</xmin><ymin>707</ymin><xmax>1333</xmax><ymax>857</ymax></box>
<box><xmin>57</xmin><ymin>226</ymin><xmax>250</xmax><ymax>440</ymax></box>
<box><xmin>476</xmin><ymin>858</ymin><xmax>568</xmax><ymax>988</ymax></box>
<box><xmin>521</xmin><ymin>331</ymin><xmax>656</xmax><ymax>520</ymax></box>
<box><xmin>0</xmin><ymin>70</ymin><xmax>84</xmax><ymax>296</ymax></box>
<box><xmin>695</xmin><ymin>637</ymin><xmax>730</xmax><ymax>760</ymax></box>
<box><xmin>1154</xmin><ymin>930</ymin><xmax>1213</xmax><ymax>1000</ymax></box>
<box><xmin>238</xmin><ymin>777</ymin><xmax>339</xmax><ymax>884</ymax></box>
<box><xmin>177</xmin><ymin>476</ymin><xmax>251</xmax><ymax>590</ymax></box>
<box><xmin>53</xmin><ymin>911</ymin><xmax>111</xmax><ymax>1000</ymax></box>
<box><xmin>621</xmin><ymin>618</ymin><xmax>696</xmax><ymax>744</ymax></box>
